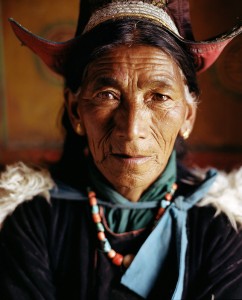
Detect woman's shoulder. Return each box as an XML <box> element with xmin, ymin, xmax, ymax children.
<box><xmin>0</xmin><ymin>162</ymin><xmax>54</xmax><ymax>228</ymax></box>
<box><xmin>178</xmin><ymin>163</ymin><xmax>242</xmax><ymax>230</ymax></box>
<box><xmin>0</xmin><ymin>162</ymin><xmax>90</xmax><ymax>231</ymax></box>
<box><xmin>185</xmin><ymin>168</ymin><xmax>242</xmax><ymax>277</ymax></box>
<box><xmin>197</xmin><ymin>167</ymin><xmax>242</xmax><ymax>230</ymax></box>
<box><xmin>184</xmin><ymin>168</ymin><xmax>242</xmax><ymax>300</ymax></box>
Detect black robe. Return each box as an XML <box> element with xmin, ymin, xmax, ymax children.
<box><xmin>1</xmin><ymin>193</ymin><xmax>242</xmax><ymax>300</ymax></box>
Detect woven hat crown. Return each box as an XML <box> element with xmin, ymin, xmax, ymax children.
<box><xmin>75</xmin><ymin>0</ymin><xmax>193</xmax><ymax>38</ymax></box>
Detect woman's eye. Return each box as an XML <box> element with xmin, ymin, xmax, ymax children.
<box><xmin>152</xmin><ymin>93</ymin><xmax>170</xmax><ymax>102</ymax></box>
<box><xmin>95</xmin><ymin>91</ymin><xmax>118</xmax><ymax>101</ymax></box>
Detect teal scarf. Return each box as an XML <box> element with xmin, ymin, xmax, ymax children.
<box><xmin>50</xmin><ymin>155</ymin><xmax>217</xmax><ymax>299</ymax></box>
<box><xmin>88</xmin><ymin>151</ymin><xmax>177</xmax><ymax>233</ymax></box>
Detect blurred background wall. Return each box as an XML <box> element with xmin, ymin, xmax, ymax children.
<box><xmin>0</xmin><ymin>0</ymin><xmax>242</xmax><ymax>170</ymax></box>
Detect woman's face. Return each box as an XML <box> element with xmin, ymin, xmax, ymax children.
<box><xmin>68</xmin><ymin>45</ymin><xmax>196</xmax><ymax>201</ymax></box>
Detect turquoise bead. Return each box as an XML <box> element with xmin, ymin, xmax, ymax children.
<box><xmin>97</xmin><ymin>223</ymin><xmax>105</xmax><ymax>232</ymax></box>
<box><xmin>92</xmin><ymin>205</ymin><xmax>99</xmax><ymax>214</ymax></box>
<box><xmin>161</xmin><ymin>200</ymin><xmax>170</xmax><ymax>208</ymax></box>
<box><xmin>103</xmin><ymin>239</ymin><xmax>112</xmax><ymax>252</ymax></box>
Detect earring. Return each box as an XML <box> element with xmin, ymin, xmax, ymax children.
<box><xmin>182</xmin><ymin>129</ymin><xmax>190</xmax><ymax>140</ymax></box>
<box><xmin>76</xmin><ymin>123</ymin><xmax>84</xmax><ymax>135</ymax></box>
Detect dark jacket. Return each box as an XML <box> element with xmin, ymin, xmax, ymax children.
<box><xmin>1</xmin><ymin>193</ymin><xmax>242</xmax><ymax>300</ymax></box>
<box><xmin>0</xmin><ymin>163</ymin><xmax>242</xmax><ymax>300</ymax></box>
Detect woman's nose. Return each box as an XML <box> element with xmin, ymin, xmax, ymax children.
<box><xmin>114</xmin><ymin>100</ymin><xmax>148</xmax><ymax>140</ymax></box>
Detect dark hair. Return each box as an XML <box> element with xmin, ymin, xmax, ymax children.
<box><xmin>64</xmin><ymin>19</ymin><xmax>199</xmax><ymax>95</ymax></box>
<box><xmin>52</xmin><ymin>19</ymin><xmax>199</xmax><ymax>186</ymax></box>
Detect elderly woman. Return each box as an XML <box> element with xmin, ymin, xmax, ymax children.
<box><xmin>0</xmin><ymin>0</ymin><xmax>242</xmax><ymax>299</ymax></box>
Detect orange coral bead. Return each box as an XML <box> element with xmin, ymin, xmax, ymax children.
<box><xmin>165</xmin><ymin>193</ymin><xmax>172</xmax><ymax>201</ymax></box>
<box><xmin>92</xmin><ymin>213</ymin><xmax>101</xmax><ymax>223</ymax></box>
<box><xmin>156</xmin><ymin>207</ymin><xmax>165</xmax><ymax>219</ymax></box>
<box><xmin>112</xmin><ymin>253</ymin><xmax>124</xmax><ymax>266</ymax></box>
<box><xmin>88</xmin><ymin>191</ymin><xmax>96</xmax><ymax>198</ymax></box>
<box><xmin>97</xmin><ymin>231</ymin><xmax>106</xmax><ymax>241</ymax></box>
<box><xmin>89</xmin><ymin>196</ymin><xmax>97</xmax><ymax>206</ymax></box>
<box><xmin>107</xmin><ymin>249</ymin><xmax>116</xmax><ymax>259</ymax></box>
<box><xmin>172</xmin><ymin>183</ymin><xmax>178</xmax><ymax>190</ymax></box>
<box><xmin>123</xmin><ymin>254</ymin><xmax>135</xmax><ymax>268</ymax></box>
<box><xmin>158</xmin><ymin>207</ymin><xmax>165</xmax><ymax>214</ymax></box>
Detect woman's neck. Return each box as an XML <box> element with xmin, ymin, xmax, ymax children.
<box><xmin>112</xmin><ymin>182</ymin><xmax>156</xmax><ymax>202</ymax></box>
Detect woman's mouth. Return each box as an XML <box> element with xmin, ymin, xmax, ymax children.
<box><xmin>111</xmin><ymin>153</ymin><xmax>152</xmax><ymax>165</ymax></box>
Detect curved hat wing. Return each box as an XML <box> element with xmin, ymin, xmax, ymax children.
<box><xmin>9</xmin><ymin>18</ymin><xmax>242</xmax><ymax>75</ymax></box>
<box><xmin>9</xmin><ymin>18</ymin><xmax>78</xmax><ymax>75</ymax></box>
<box><xmin>187</xmin><ymin>24</ymin><xmax>242</xmax><ymax>73</ymax></box>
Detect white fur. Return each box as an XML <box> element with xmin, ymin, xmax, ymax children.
<box><xmin>0</xmin><ymin>163</ymin><xmax>242</xmax><ymax>230</ymax></box>
<box><xmin>0</xmin><ymin>162</ymin><xmax>55</xmax><ymax>228</ymax></box>
<box><xmin>198</xmin><ymin>167</ymin><xmax>242</xmax><ymax>230</ymax></box>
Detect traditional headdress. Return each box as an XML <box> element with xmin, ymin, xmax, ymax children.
<box><xmin>9</xmin><ymin>0</ymin><xmax>241</xmax><ymax>75</ymax></box>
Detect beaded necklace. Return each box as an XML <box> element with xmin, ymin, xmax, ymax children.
<box><xmin>88</xmin><ymin>183</ymin><xmax>178</xmax><ymax>268</ymax></box>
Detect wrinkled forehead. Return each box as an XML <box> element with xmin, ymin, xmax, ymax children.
<box><xmin>84</xmin><ymin>45</ymin><xmax>184</xmax><ymax>80</ymax></box>
<box><xmin>80</xmin><ymin>45</ymin><xmax>186</xmax><ymax>94</ymax></box>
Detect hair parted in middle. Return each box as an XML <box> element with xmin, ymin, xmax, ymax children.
<box><xmin>63</xmin><ymin>19</ymin><xmax>200</xmax><ymax>96</ymax></box>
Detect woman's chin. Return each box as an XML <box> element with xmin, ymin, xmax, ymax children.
<box><xmin>99</xmin><ymin>160</ymin><xmax>163</xmax><ymax>195</ymax></box>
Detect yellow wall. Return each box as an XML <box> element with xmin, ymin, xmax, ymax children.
<box><xmin>0</xmin><ymin>0</ymin><xmax>242</xmax><ymax>169</ymax></box>
<box><xmin>189</xmin><ymin>0</ymin><xmax>242</xmax><ymax>150</ymax></box>
<box><xmin>0</xmin><ymin>0</ymin><xmax>79</xmax><ymax>162</ymax></box>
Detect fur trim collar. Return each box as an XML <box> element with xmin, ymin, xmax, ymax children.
<box><xmin>0</xmin><ymin>162</ymin><xmax>54</xmax><ymax>228</ymax></box>
<box><xmin>198</xmin><ymin>167</ymin><xmax>242</xmax><ymax>229</ymax></box>
<box><xmin>0</xmin><ymin>162</ymin><xmax>242</xmax><ymax>229</ymax></box>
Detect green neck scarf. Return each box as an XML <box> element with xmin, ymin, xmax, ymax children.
<box><xmin>88</xmin><ymin>151</ymin><xmax>177</xmax><ymax>233</ymax></box>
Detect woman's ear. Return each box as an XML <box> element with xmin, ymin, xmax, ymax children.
<box><xmin>179</xmin><ymin>98</ymin><xmax>197</xmax><ymax>140</ymax></box>
<box><xmin>65</xmin><ymin>88</ymin><xmax>86</xmax><ymax>136</ymax></box>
